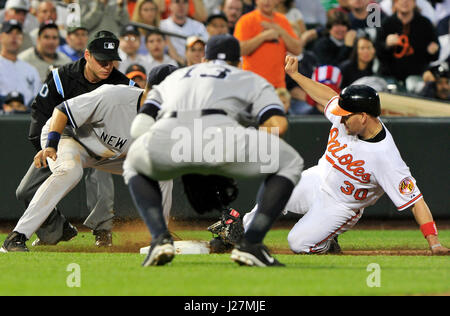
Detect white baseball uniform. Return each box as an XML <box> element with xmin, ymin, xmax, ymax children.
<box><xmin>244</xmin><ymin>96</ymin><xmax>423</xmax><ymax>253</ymax></box>
<box><xmin>14</xmin><ymin>84</ymin><xmax>173</xmax><ymax>239</ymax></box>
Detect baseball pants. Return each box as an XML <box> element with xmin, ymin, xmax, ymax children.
<box><xmin>14</xmin><ymin>138</ymin><xmax>172</xmax><ymax>240</ymax></box>
<box><xmin>243</xmin><ymin>166</ymin><xmax>363</xmax><ymax>253</ymax></box>
<box><xmin>16</xmin><ymin>161</ymin><xmax>116</xmax><ymax>243</ymax></box>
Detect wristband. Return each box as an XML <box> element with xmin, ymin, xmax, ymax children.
<box><xmin>420</xmin><ymin>221</ymin><xmax>438</xmax><ymax>238</ymax></box>
<box><xmin>46</xmin><ymin>131</ymin><xmax>61</xmax><ymax>149</ymax></box>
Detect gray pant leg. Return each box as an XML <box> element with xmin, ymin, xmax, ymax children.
<box><xmin>16</xmin><ymin>162</ymin><xmax>68</xmax><ymax>244</ymax></box>
<box><xmin>83</xmin><ymin>168</ymin><xmax>115</xmax><ymax>231</ymax></box>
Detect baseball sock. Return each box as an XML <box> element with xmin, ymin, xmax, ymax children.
<box><xmin>128</xmin><ymin>174</ymin><xmax>167</xmax><ymax>240</ymax></box>
<box><xmin>244</xmin><ymin>175</ymin><xmax>294</xmax><ymax>244</ymax></box>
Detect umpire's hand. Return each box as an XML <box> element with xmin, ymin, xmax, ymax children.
<box><xmin>34</xmin><ymin>148</ymin><xmax>57</xmax><ymax>168</ymax></box>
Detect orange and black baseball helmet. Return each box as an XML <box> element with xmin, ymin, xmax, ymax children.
<box><xmin>331</xmin><ymin>85</ymin><xmax>381</xmax><ymax>117</ymax></box>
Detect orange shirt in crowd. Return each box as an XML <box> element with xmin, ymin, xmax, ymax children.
<box><xmin>162</xmin><ymin>0</ymin><xmax>195</xmax><ymax>19</ymax></box>
<box><xmin>234</xmin><ymin>10</ymin><xmax>298</xmax><ymax>88</ymax></box>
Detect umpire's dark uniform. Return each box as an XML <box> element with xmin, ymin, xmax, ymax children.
<box><xmin>16</xmin><ymin>32</ymin><xmax>135</xmax><ymax>245</ymax></box>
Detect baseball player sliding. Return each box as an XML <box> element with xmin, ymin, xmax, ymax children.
<box><xmin>123</xmin><ymin>35</ymin><xmax>304</xmax><ymax>267</ymax></box>
<box><xmin>244</xmin><ymin>55</ymin><xmax>449</xmax><ymax>256</ymax></box>
<box><xmin>1</xmin><ymin>75</ymin><xmax>174</xmax><ymax>253</ymax></box>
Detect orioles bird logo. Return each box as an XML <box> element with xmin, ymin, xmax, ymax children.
<box><xmin>399</xmin><ymin>177</ymin><xmax>415</xmax><ymax>195</ymax></box>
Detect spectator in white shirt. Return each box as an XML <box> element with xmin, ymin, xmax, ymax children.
<box><xmin>118</xmin><ymin>23</ymin><xmax>152</xmax><ymax>73</ymax></box>
<box><xmin>0</xmin><ymin>20</ymin><xmax>41</xmax><ymax>107</ymax></box>
<box><xmin>160</xmin><ymin>0</ymin><xmax>208</xmax><ymax>65</ymax></box>
<box><xmin>141</xmin><ymin>29</ymin><xmax>178</xmax><ymax>69</ymax></box>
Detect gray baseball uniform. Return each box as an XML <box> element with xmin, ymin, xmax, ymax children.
<box><xmin>14</xmin><ymin>84</ymin><xmax>173</xmax><ymax>239</ymax></box>
<box><xmin>123</xmin><ymin>61</ymin><xmax>302</xmax><ymax>186</ymax></box>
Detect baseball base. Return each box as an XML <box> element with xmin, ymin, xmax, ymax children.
<box><xmin>140</xmin><ymin>241</ymin><xmax>210</xmax><ymax>255</ymax></box>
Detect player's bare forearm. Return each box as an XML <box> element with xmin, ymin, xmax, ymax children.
<box><xmin>260</xmin><ymin>115</ymin><xmax>288</xmax><ymax>136</ymax></box>
<box><xmin>284</xmin><ymin>55</ymin><xmax>337</xmax><ymax>108</ymax></box>
<box><xmin>411</xmin><ymin>199</ymin><xmax>449</xmax><ymax>255</ymax></box>
<box><xmin>49</xmin><ymin>108</ymin><xmax>69</xmax><ymax>134</ymax></box>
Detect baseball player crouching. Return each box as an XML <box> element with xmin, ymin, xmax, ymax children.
<box><xmin>123</xmin><ymin>35</ymin><xmax>304</xmax><ymax>267</ymax></box>
<box><xmin>243</xmin><ymin>56</ymin><xmax>449</xmax><ymax>256</ymax></box>
<box><xmin>1</xmin><ymin>70</ymin><xmax>175</xmax><ymax>253</ymax></box>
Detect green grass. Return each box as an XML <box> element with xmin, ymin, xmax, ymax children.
<box><xmin>0</xmin><ymin>229</ymin><xmax>449</xmax><ymax>296</ymax></box>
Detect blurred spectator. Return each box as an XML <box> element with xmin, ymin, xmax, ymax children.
<box><xmin>184</xmin><ymin>35</ymin><xmax>204</xmax><ymax>66</ymax></box>
<box><xmin>118</xmin><ymin>23</ymin><xmax>152</xmax><ymax>73</ymax></box>
<box><xmin>339</xmin><ymin>34</ymin><xmax>376</xmax><ymax>88</ymax></box>
<box><xmin>18</xmin><ymin>21</ymin><xmax>71</xmax><ymax>82</ymax></box>
<box><xmin>1</xmin><ymin>91</ymin><xmax>29</xmax><ymax>114</ymax></box>
<box><xmin>336</xmin><ymin>0</ymin><xmax>351</xmax><ymax>13</ymax></box>
<box><xmin>285</xmin><ymin>50</ymin><xmax>320</xmax><ymax>114</ymax></box>
<box><xmin>420</xmin><ymin>63</ymin><xmax>450</xmax><ymax>100</ymax></box>
<box><xmin>242</xmin><ymin>0</ymin><xmax>256</xmax><ymax>14</ymax></box>
<box><xmin>276</xmin><ymin>87</ymin><xmax>291</xmax><ymax>112</ymax></box>
<box><xmin>162</xmin><ymin>0</ymin><xmax>207</xmax><ymax>22</ymax></box>
<box><xmin>1</xmin><ymin>0</ymin><xmax>34</xmax><ymax>52</ymax></box>
<box><xmin>294</xmin><ymin>0</ymin><xmax>327</xmax><ymax>28</ymax></box>
<box><xmin>347</xmin><ymin>0</ymin><xmax>386</xmax><ymax>41</ymax></box>
<box><xmin>379</xmin><ymin>0</ymin><xmax>437</xmax><ymax>25</ymax></box>
<box><xmin>375</xmin><ymin>0</ymin><xmax>440</xmax><ymax>87</ymax></box>
<box><xmin>125</xmin><ymin>63</ymin><xmax>147</xmax><ymax>88</ymax></box>
<box><xmin>204</xmin><ymin>0</ymin><xmax>222</xmax><ymax>16</ymax></box>
<box><xmin>58</xmin><ymin>25</ymin><xmax>89</xmax><ymax>61</ymax></box>
<box><xmin>80</xmin><ymin>0</ymin><xmax>130</xmax><ymax>39</ymax></box>
<box><xmin>234</xmin><ymin>0</ymin><xmax>302</xmax><ymax>89</ymax></box>
<box><xmin>160</xmin><ymin>0</ymin><xmax>208</xmax><ymax>65</ymax></box>
<box><xmin>206</xmin><ymin>13</ymin><xmax>229</xmax><ymax>37</ymax></box>
<box><xmin>0</xmin><ymin>20</ymin><xmax>41</xmax><ymax>107</ymax></box>
<box><xmin>131</xmin><ymin>0</ymin><xmax>162</xmax><ymax>55</ymax></box>
<box><xmin>142</xmin><ymin>29</ymin><xmax>177</xmax><ymax>69</ymax></box>
<box><xmin>1</xmin><ymin>0</ymin><xmax>39</xmax><ymax>33</ymax></box>
<box><xmin>312</xmin><ymin>9</ymin><xmax>356</xmax><ymax>66</ymax></box>
<box><xmin>222</xmin><ymin>0</ymin><xmax>244</xmax><ymax>34</ymax></box>
<box><xmin>30</xmin><ymin>1</ymin><xmax>65</xmax><ymax>45</ymax></box>
<box><xmin>275</xmin><ymin>0</ymin><xmax>306</xmax><ymax>37</ymax></box>
<box><xmin>306</xmin><ymin>65</ymin><xmax>342</xmax><ymax>112</ymax></box>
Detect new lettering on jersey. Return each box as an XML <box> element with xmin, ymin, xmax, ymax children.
<box><xmin>317</xmin><ymin>97</ymin><xmax>422</xmax><ymax>211</ymax></box>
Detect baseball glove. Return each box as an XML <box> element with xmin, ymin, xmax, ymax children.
<box><xmin>208</xmin><ymin>207</ymin><xmax>244</xmax><ymax>253</ymax></box>
<box><xmin>182</xmin><ymin>174</ymin><xmax>239</xmax><ymax>214</ymax></box>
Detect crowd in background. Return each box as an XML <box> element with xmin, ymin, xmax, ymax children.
<box><xmin>0</xmin><ymin>0</ymin><xmax>449</xmax><ymax>116</ymax></box>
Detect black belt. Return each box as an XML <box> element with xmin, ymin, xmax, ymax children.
<box><xmin>164</xmin><ymin>109</ymin><xmax>227</xmax><ymax>118</ymax></box>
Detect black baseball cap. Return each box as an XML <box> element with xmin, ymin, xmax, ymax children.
<box><xmin>120</xmin><ymin>24</ymin><xmax>140</xmax><ymax>37</ymax></box>
<box><xmin>38</xmin><ymin>20</ymin><xmax>58</xmax><ymax>36</ymax></box>
<box><xmin>205</xmin><ymin>34</ymin><xmax>240</xmax><ymax>62</ymax></box>
<box><xmin>206</xmin><ymin>13</ymin><xmax>228</xmax><ymax>25</ymax></box>
<box><xmin>87</xmin><ymin>30</ymin><xmax>121</xmax><ymax>61</ymax></box>
<box><xmin>4</xmin><ymin>91</ymin><xmax>24</xmax><ymax>104</ymax></box>
<box><xmin>147</xmin><ymin>64</ymin><xmax>178</xmax><ymax>87</ymax></box>
<box><xmin>1</xmin><ymin>19</ymin><xmax>23</xmax><ymax>33</ymax></box>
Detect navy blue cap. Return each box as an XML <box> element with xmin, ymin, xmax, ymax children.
<box><xmin>1</xmin><ymin>19</ymin><xmax>22</xmax><ymax>33</ymax></box>
<box><xmin>4</xmin><ymin>91</ymin><xmax>24</xmax><ymax>104</ymax></box>
<box><xmin>147</xmin><ymin>64</ymin><xmax>178</xmax><ymax>87</ymax></box>
<box><xmin>38</xmin><ymin>20</ymin><xmax>58</xmax><ymax>36</ymax></box>
<box><xmin>205</xmin><ymin>34</ymin><xmax>240</xmax><ymax>62</ymax></box>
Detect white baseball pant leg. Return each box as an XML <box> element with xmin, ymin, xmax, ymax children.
<box><xmin>243</xmin><ymin>166</ymin><xmax>363</xmax><ymax>253</ymax></box>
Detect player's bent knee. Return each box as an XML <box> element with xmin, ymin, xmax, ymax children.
<box><xmin>278</xmin><ymin>150</ymin><xmax>304</xmax><ymax>186</ymax></box>
<box><xmin>287</xmin><ymin>229</ymin><xmax>311</xmax><ymax>254</ymax></box>
<box><xmin>51</xmin><ymin>161</ymin><xmax>84</xmax><ymax>184</ymax></box>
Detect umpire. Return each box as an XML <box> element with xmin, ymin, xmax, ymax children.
<box><xmin>16</xmin><ymin>30</ymin><xmax>136</xmax><ymax>247</ymax></box>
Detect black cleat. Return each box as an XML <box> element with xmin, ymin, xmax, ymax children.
<box><xmin>1</xmin><ymin>232</ymin><xmax>29</xmax><ymax>253</ymax></box>
<box><xmin>231</xmin><ymin>239</ymin><xmax>285</xmax><ymax>267</ymax></box>
<box><xmin>328</xmin><ymin>235</ymin><xmax>342</xmax><ymax>254</ymax></box>
<box><xmin>142</xmin><ymin>231</ymin><xmax>175</xmax><ymax>267</ymax></box>
<box><xmin>93</xmin><ymin>230</ymin><xmax>113</xmax><ymax>247</ymax></box>
<box><xmin>32</xmin><ymin>221</ymin><xmax>78</xmax><ymax>246</ymax></box>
